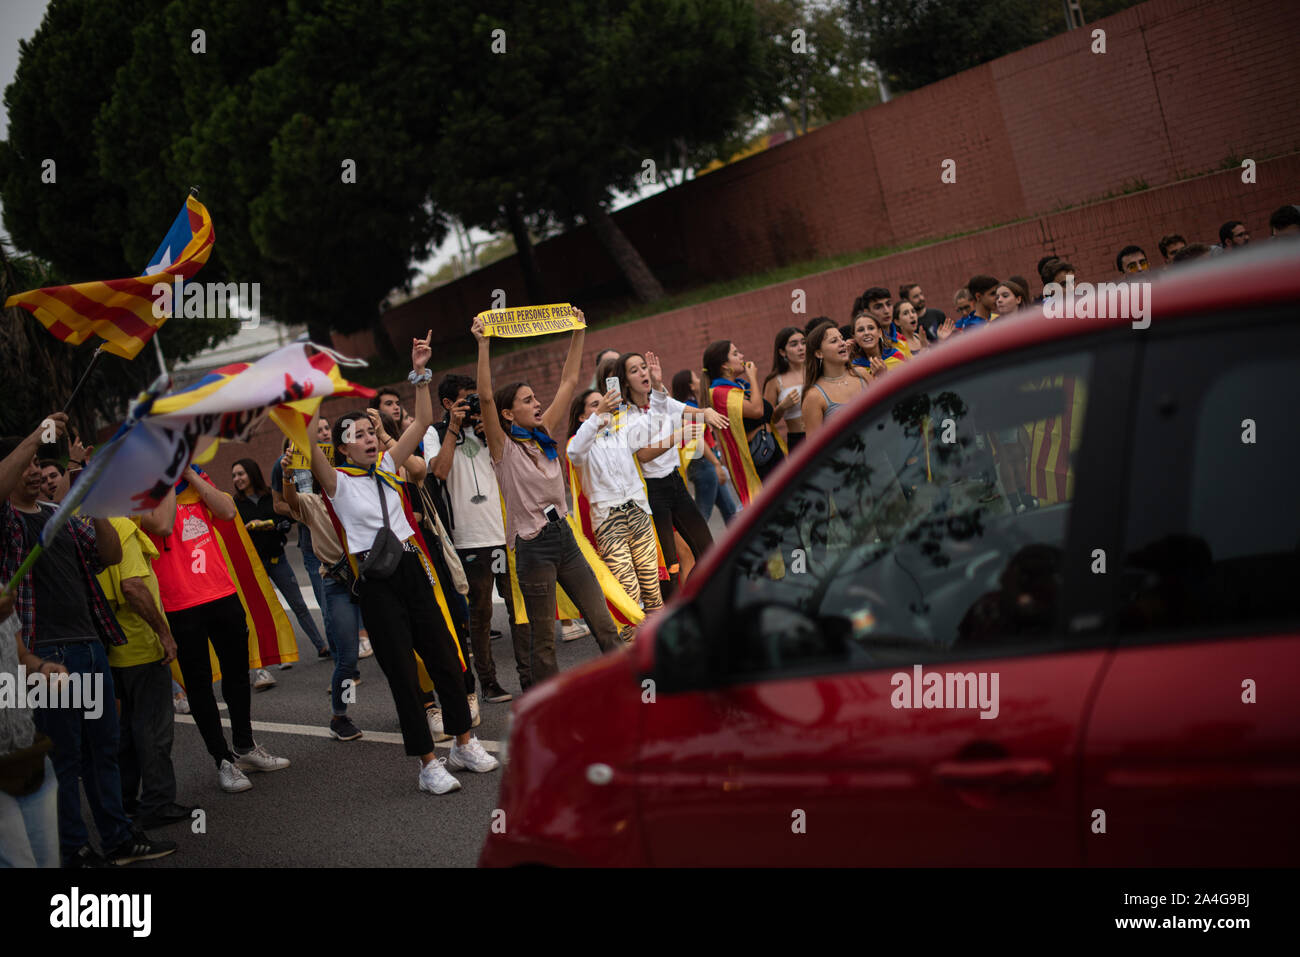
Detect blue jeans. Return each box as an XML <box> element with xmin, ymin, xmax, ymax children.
<box><xmin>266</xmin><ymin>554</ymin><xmax>328</xmax><ymax>653</ymax></box>
<box><xmin>688</xmin><ymin>456</ymin><xmax>740</xmax><ymax>524</ymax></box>
<box><xmin>0</xmin><ymin>757</ymin><xmax>59</xmax><ymax>867</ymax></box>
<box><xmin>300</xmin><ymin>527</ymin><xmax>332</xmax><ymax>650</ymax></box>
<box><xmin>31</xmin><ymin>641</ymin><xmax>133</xmax><ymax>861</ymax></box>
<box><xmin>322</xmin><ymin>575</ymin><xmax>361</xmax><ymax>715</ymax></box>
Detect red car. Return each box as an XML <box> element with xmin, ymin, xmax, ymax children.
<box><xmin>481</xmin><ymin>244</ymin><xmax>1300</xmax><ymax>867</ymax></box>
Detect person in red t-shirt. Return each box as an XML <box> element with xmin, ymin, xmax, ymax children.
<box><xmin>142</xmin><ymin>466</ymin><xmax>289</xmax><ymax>794</ymax></box>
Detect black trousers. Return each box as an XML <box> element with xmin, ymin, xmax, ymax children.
<box><xmin>644</xmin><ymin>472</ymin><xmax>713</xmax><ymax>600</ymax></box>
<box><xmin>112</xmin><ymin>659</ymin><xmax>176</xmax><ymax>818</ymax></box>
<box><xmin>356</xmin><ymin>550</ymin><xmax>472</xmax><ymax>756</ymax></box>
<box><xmin>170</xmin><ymin>593</ymin><xmax>254</xmax><ymax>767</ymax></box>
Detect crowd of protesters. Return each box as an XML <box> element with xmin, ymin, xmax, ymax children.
<box><xmin>1</xmin><ymin>206</ymin><xmax>1294</xmax><ymax>867</ymax></box>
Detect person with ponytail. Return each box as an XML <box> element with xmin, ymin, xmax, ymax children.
<box><xmin>761</xmin><ymin>327</ymin><xmax>808</xmax><ymax>450</ymax></box>
<box><xmin>472</xmin><ymin>313</ymin><xmax>624</xmax><ymax>691</ymax></box>
<box><xmin>701</xmin><ymin>340</ymin><xmax>785</xmax><ymax>507</ymax></box>
<box><xmin>801</xmin><ymin>320</ymin><xmax>871</xmax><ymax>434</ymax></box>
<box><xmin>619</xmin><ymin>351</ymin><xmax>728</xmax><ymax>600</ymax></box>
<box><xmin>308</xmin><ymin>332</ymin><xmax>497</xmax><ymax>796</ymax></box>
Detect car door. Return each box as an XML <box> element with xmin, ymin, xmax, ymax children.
<box><xmin>1082</xmin><ymin>311</ymin><xmax>1300</xmax><ymax>865</ymax></box>
<box><xmin>633</xmin><ymin>338</ymin><xmax>1135</xmax><ymax>866</ymax></box>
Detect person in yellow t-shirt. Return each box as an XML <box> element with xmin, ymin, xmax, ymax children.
<box><xmin>96</xmin><ymin>518</ymin><xmax>194</xmax><ymax>830</ymax></box>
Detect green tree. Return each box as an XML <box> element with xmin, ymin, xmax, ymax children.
<box><xmin>847</xmin><ymin>0</ymin><xmax>1144</xmax><ymax>94</ymax></box>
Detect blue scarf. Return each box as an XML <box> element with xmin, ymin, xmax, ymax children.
<box><xmin>682</xmin><ymin>397</ymin><xmax>699</xmax><ymax>408</ymax></box>
<box><xmin>509</xmin><ymin>424</ymin><xmax>559</xmax><ymax>460</ymax></box>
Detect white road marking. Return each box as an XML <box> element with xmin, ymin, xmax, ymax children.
<box><xmin>174</xmin><ymin>714</ymin><xmax>501</xmax><ymax>751</ymax></box>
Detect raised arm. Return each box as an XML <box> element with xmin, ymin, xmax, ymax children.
<box><xmin>387</xmin><ymin>330</ymin><xmax>434</xmax><ymax>470</ymax></box>
<box><xmin>186</xmin><ymin>466</ymin><xmax>236</xmax><ymax>522</ymax></box>
<box><xmin>540</xmin><ymin>313</ymin><xmax>587</xmax><ymax>439</ymax></box>
<box><xmin>738</xmin><ymin>362</ymin><xmax>766</xmax><ymax>419</ymax></box>
<box><xmin>276</xmin><ymin>449</ymin><xmax>304</xmax><ymax>520</ymax></box>
<box><xmin>141</xmin><ymin>486</ymin><xmax>177</xmax><ymax>537</ymax></box>
<box><xmin>308</xmin><ymin>420</ymin><xmax>338</xmax><ymax>498</ymax></box>
<box><xmin>0</xmin><ymin>412</ymin><xmax>66</xmax><ymax>503</ymax></box>
<box><xmin>473</xmin><ymin>317</ymin><xmax>506</xmax><ymax>463</ymax></box>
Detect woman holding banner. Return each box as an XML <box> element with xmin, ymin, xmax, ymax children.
<box><xmin>700</xmin><ymin>340</ymin><xmax>787</xmax><ymax>507</ymax></box>
<box><xmin>309</xmin><ymin>332</ymin><xmax>496</xmax><ymax>796</ymax></box>
<box><xmin>473</xmin><ymin>311</ymin><xmax>625</xmax><ymax>691</ymax></box>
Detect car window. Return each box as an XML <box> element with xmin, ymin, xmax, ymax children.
<box><xmin>727</xmin><ymin>350</ymin><xmax>1093</xmax><ymax>679</ymax></box>
<box><xmin>1118</xmin><ymin>320</ymin><xmax>1300</xmax><ymax>637</ymax></box>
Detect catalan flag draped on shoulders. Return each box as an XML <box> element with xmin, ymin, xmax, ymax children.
<box><xmin>320</xmin><ymin>459</ymin><xmax>468</xmax><ymax>690</ymax></box>
<box><xmin>709</xmin><ymin>375</ymin><xmax>786</xmax><ymax>507</ymax></box>
<box><xmin>5</xmin><ymin>194</ymin><xmax>214</xmax><ymax>359</ymax></box>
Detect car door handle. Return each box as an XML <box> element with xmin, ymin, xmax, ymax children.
<box><xmin>932</xmin><ymin>758</ymin><xmax>1054</xmax><ymax>788</ymax></box>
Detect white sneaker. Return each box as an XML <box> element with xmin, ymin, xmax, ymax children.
<box><xmin>252</xmin><ymin>668</ymin><xmax>276</xmax><ymax>690</ymax></box>
<box><xmin>418</xmin><ymin>757</ymin><xmax>462</xmax><ymax>795</ymax></box>
<box><xmin>559</xmin><ymin>621</ymin><xmax>590</xmax><ymax>642</ymax></box>
<box><xmin>468</xmin><ymin>693</ymin><xmax>481</xmax><ymax>728</ymax></box>
<box><xmin>447</xmin><ymin>735</ymin><xmax>499</xmax><ymax>774</ymax></box>
<box><xmin>219</xmin><ymin>759</ymin><xmax>252</xmax><ymax>793</ymax></box>
<box><xmin>173</xmin><ymin>693</ymin><xmax>190</xmax><ymax>715</ymax></box>
<box><xmin>234</xmin><ymin>744</ymin><xmax>290</xmax><ymax>772</ymax></box>
<box><xmin>426</xmin><ymin>708</ymin><xmax>451</xmax><ymax>743</ymax></box>
<box><xmin>358</xmin><ymin>636</ymin><xmax>373</xmax><ymax>659</ymax></box>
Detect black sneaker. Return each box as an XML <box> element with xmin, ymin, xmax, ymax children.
<box><xmin>482</xmin><ymin>681</ymin><xmax>513</xmax><ymax>703</ymax></box>
<box><xmin>137</xmin><ymin>803</ymin><xmax>197</xmax><ymax>829</ymax></box>
<box><xmin>65</xmin><ymin>845</ymin><xmax>108</xmax><ymax>868</ymax></box>
<box><xmin>329</xmin><ymin>714</ymin><xmax>363</xmax><ymax>740</ymax></box>
<box><xmin>490</xmin><ymin>629</ymin><xmax>503</xmax><ymax>642</ymax></box>
<box><xmin>106</xmin><ymin>829</ymin><xmax>177</xmax><ymax>866</ymax></box>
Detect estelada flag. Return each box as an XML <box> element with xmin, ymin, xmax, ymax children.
<box><xmin>74</xmin><ymin>343</ymin><xmax>373</xmax><ymax>519</ymax></box>
<box><xmin>167</xmin><ymin>470</ymin><xmax>298</xmax><ymax>687</ymax></box>
<box><xmin>5</xmin><ymin>195</ymin><xmax>214</xmax><ymax>359</ymax></box>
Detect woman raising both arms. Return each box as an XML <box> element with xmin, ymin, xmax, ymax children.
<box><xmin>473</xmin><ymin>312</ymin><xmax>625</xmax><ymax>691</ymax></box>
<box><xmin>801</xmin><ymin>320</ymin><xmax>871</xmax><ymax>435</ymax></box>
<box><xmin>308</xmin><ymin>331</ymin><xmax>496</xmax><ymax>796</ymax></box>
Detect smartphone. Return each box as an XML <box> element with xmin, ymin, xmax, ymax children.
<box><xmin>605</xmin><ymin>376</ymin><xmax>621</xmax><ymax>406</ymax></box>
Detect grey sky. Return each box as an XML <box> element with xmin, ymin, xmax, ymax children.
<box><xmin>0</xmin><ymin>0</ymin><xmax>51</xmax><ymax>244</ymax></box>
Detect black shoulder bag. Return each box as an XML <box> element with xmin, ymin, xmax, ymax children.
<box><xmin>357</xmin><ymin>472</ymin><xmax>404</xmax><ymax>581</ymax></box>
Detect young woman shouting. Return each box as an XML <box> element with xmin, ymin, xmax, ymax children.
<box><xmin>618</xmin><ymin>351</ymin><xmax>729</xmax><ymax>600</ymax></box>
<box><xmin>473</xmin><ymin>313</ymin><xmax>625</xmax><ymax>691</ymax></box>
<box><xmin>308</xmin><ymin>332</ymin><xmax>496</xmax><ymax>796</ymax></box>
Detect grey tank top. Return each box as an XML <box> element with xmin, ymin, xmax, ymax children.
<box><xmin>814</xmin><ymin>377</ymin><xmax>867</xmax><ymax>419</ymax></box>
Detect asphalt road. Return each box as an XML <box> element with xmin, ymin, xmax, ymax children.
<box><xmin>109</xmin><ymin>544</ymin><xmax>604</xmax><ymax>868</ymax></box>
<box><xmin>79</xmin><ymin>504</ymin><xmax>731</xmax><ymax>867</ymax></box>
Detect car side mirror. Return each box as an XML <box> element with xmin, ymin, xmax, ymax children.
<box><xmin>651</xmin><ymin>603</ymin><xmax>714</xmax><ymax>694</ymax></box>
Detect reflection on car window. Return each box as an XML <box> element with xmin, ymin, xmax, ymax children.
<box><xmin>1119</xmin><ymin>326</ymin><xmax>1300</xmax><ymax>636</ymax></box>
<box><xmin>731</xmin><ymin>352</ymin><xmax>1092</xmax><ymax>676</ymax></box>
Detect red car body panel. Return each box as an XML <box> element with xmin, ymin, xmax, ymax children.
<box><xmin>481</xmin><ymin>245</ymin><xmax>1300</xmax><ymax>867</ymax></box>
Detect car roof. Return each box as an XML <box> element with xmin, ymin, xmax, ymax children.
<box><xmin>679</xmin><ymin>241</ymin><xmax>1300</xmax><ymax>595</ymax></box>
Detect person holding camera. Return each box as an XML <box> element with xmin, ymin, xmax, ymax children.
<box><xmin>425</xmin><ymin>375</ymin><xmax>521</xmax><ymax>705</ymax></box>
<box><xmin>308</xmin><ymin>332</ymin><xmax>497</xmax><ymax>796</ymax></box>
<box><xmin>231</xmin><ymin>458</ymin><xmax>329</xmax><ymax>660</ymax></box>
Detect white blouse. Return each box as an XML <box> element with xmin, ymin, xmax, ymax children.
<box><xmin>566</xmin><ymin>414</ymin><xmax>653</xmax><ymax>529</ymax></box>
<box><xmin>635</xmin><ymin>389</ymin><xmax>692</xmax><ymax>479</ymax></box>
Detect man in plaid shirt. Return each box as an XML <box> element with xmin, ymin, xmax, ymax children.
<box><xmin>1</xmin><ymin>413</ymin><xmax>175</xmax><ymax>867</ymax></box>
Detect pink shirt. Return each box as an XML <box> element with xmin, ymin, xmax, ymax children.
<box><xmin>493</xmin><ymin>435</ymin><xmax>567</xmax><ymax>546</ymax></box>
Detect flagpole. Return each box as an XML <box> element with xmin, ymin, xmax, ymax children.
<box><xmin>61</xmin><ymin>345</ymin><xmax>104</xmax><ymax>413</ymax></box>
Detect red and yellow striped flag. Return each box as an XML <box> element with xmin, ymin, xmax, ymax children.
<box><xmin>4</xmin><ymin>195</ymin><xmax>214</xmax><ymax>359</ymax></box>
